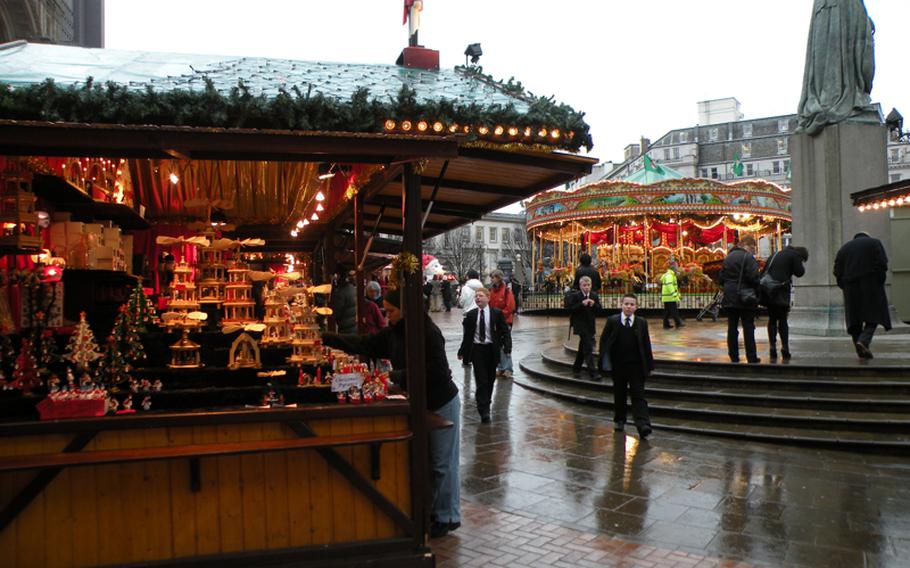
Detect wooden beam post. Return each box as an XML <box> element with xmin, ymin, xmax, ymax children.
<box><xmin>354</xmin><ymin>190</ymin><xmax>366</xmax><ymax>333</ymax></box>
<box><xmin>402</xmin><ymin>163</ymin><xmax>429</xmax><ymax>547</ymax></box>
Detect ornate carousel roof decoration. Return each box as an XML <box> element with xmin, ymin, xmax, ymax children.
<box><xmin>526</xmin><ymin>177</ymin><xmax>792</xmax><ymax>233</ymax></box>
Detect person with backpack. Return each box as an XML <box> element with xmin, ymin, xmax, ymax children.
<box><xmin>719</xmin><ymin>236</ymin><xmax>761</xmax><ymax>363</ymax></box>
<box><xmin>759</xmin><ymin>245</ymin><xmax>808</xmax><ymax>360</ymax></box>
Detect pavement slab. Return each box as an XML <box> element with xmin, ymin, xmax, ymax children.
<box><xmin>428</xmin><ymin>310</ymin><xmax>910</xmax><ymax>567</ymax></box>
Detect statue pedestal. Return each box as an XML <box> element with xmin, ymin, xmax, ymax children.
<box><xmin>396</xmin><ymin>47</ymin><xmax>439</xmax><ymax>71</ymax></box>
<box><xmin>789</xmin><ymin>122</ymin><xmax>909</xmax><ymax>335</ymax></box>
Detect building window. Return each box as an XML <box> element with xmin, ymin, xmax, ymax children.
<box><xmin>746</xmin><ymin>163</ymin><xmax>754</xmax><ymax>176</ymax></box>
<box><xmin>461</xmin><ymin>227</ymin><xmax>470</xmax><ymax>242</ymax></box>
<box><xmin>711</xmin><ymin>167</ymin><xmax>719</xmax><ymax>179</ymax></box>
<box><xmin>709</xmin><ymin>128</ymin><xmax>719</xmax><ymax>142</ymax></box>
<box><xmin>773</xmin><ymin>161</ymin><xmax>781</xmax><ymax>174</ymax></box>
<box><xmin>700</xmin><ymin>168</ymin><xmax>709</xmax><ymax>178</ymax></box>
<box><xmin>673</xmin><ymin>147</ymin><xmax>680</xmax><ymax>159</ymax></box>
<box><xmin>513</xmin><ymin>228</ymin><xmax>523</xmax><ymax>242</ymax></box>
<box><xmin>777</xmin><ymin>138</ymin><xmax>788</xmax><ymax>155</ymax></box>
<box><xmin>663</xmin><ymin>148</ymin><xmax>670</xmax><ymax>160</ymax></box>
<box><xmin>475</xmin><ymin>226</ymin><xmax>483</xmax><ymax>242</ymax></box>
<box><xmin>502</xmin><ymin>228</ymin><xmax>510</xmax><ymax>243</ymax></box>
<box><xmin>489</xmin><ymin>227</ymin><xmax>497</xmax><ymax>242</ymax></box>
<box><xmin>778</xmin><ymin>119</ymin><xmax>789</xmax><ymax>133</ymax></box>
<box><xmin>890</xmin><ymin>148</ymin><xmax>901</xmax><ymax>163</ymax></box>
<box><xmin>742</xmin><ymin>123</ymin><xmax>752</xmax><ymax>138</ymax></box>
<box><xmin>679</xmin><ymin>131</ymin><xmax>688</xmax><ymax>142</ymax></box>
<box><xmin>783</xmin><ymin>160</ymin><xmax>791</xmax><ymax>174</ymax></box>
<box><xmin>741</xmin><ymin>142</ymin><xmax>752</xmax><ymax>159</ymax></box>
<box><xmin>891</xmin><ymin>173</ymin><xmax>903</xmax><ymax>183</ymax></box>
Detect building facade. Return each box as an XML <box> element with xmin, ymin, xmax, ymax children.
<box><xmin>0</xmin><ymin>0</ymin><xmax>104</xmax><ymax>47</ymax></box>
<box><xmin>569</xmin><ymin>98</ymin><xmax>910</xmax><ymax>190</ymax></box>
<box><xmin>424</xmin><ymin>212</ymin><xmax>530</xmax><ymax>282</ymax></box>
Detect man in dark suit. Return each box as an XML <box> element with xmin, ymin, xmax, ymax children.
<box><xmin>458</xmin><ymin>287</ymin><xmax>512</xmax><ymax>423</ymax></box>
<box><xmin>566</xmin><ymin>275</ymin><xmax>601</xmax><ymax>379</ymax></box>
<box><xmin>573</xmin><ymin>253</ymin><xmax>602</xmax><ymax>292</ymax></box>
<box><xmin>598</xmin><ymin>293</ymin><xmax>654</xmax><ymax>439</ymax></box>
<box><xmin>834</xmin><ymin>232</ymin><xmax>892</xmax><ymax>359</ymax></box>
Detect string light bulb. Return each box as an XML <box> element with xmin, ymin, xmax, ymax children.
<box><xmin>315</xmin><ymin>191</ymin><xmax>325</xmax><ymax>202</ymax></box>
<box><xmin>296</xmin><ymin>220</ymin><xmax>305</xmax><ymax>229</ymax></box>
<box><xmin>303</xmin><ymin>219</ymin><xmax>310</xmax><ymax>226</ymax></box>
<box><xmin>311</xmin><ymin>213</ymin><xmax>319</xmax><ymax>221</ymax></box>
<box><xmin>169</xmin><ymin>173</ymin><xmax>179</xmax><ymax>184</ymax></box>
<box><xmin>316</xmin><ymin>203</ymin><xmax>324</xmax><ymax>212</ymax></box>
<box><xmin>290</xmin><ymin>229</ymin><xmax>298</xmax><ymax>237</ymax></box>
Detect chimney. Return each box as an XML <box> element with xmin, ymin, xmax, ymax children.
<box><xmin>640</xmin><ymin>137</ymin><xmax>650</xmax><ymax>156</ymax></box>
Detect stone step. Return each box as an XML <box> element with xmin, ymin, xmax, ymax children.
<box><xmin>516</xmin><ymin>361</ymin><xmax>910</xmax><ymax>433</ymax></box>
<box><xmin>545</xmin><ymin>349</ymin><xmax>910</xmax><ymax>390</ymax></box>
<box><xmin>560</xmin><ymin>342</ymin><xmax>910</xmax><ymax>380</ymax></box>
<box><xmin>524</xmin><ymin>357</ymin><xmax>910</xmax><ymax>411</ymax></box>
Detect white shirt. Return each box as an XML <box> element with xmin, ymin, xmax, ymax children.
<box><xmin>473</xmin><ymin>306</ymin><xmax>492</xmax><ymax>344</ymax></box>
<box><xmin>621</xmin><ymin>314</ymin><xmax>635</xmax><ymax>327</ymax></box>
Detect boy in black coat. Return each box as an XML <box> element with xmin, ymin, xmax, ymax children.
<box><xmin>566</xmin><ymin>275</ymin><xmax>601</xmax><ymax>379</ymax></box>
<box><xmin>598</xmin><ymin>293</ymin><xmax>655</xmax><ymax>439</ymax></box>
<box><xmin>458</xmin><ymin>288</ymin><xmax>512</xmax><ymax>423</ymax></box>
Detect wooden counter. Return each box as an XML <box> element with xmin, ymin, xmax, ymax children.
<box><xmin>0</xmin><ymin>403</ymin><xmax>432</xmax><ymax>567</ymax></box>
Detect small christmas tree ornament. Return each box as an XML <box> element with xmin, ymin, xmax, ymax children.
<box><xmin>111</xmin><ymin>305</ymin><xmax>146</xmax><ymax>366</ymax></box>
<box><xmin>65</xmin><ymin>312</ymin><xmax>102</xmax><ymax>371</ymax></box>
<box><xmin>97</xmin><ymin>335</ymin><xmax>131</xmax><ymax>387</ymax></box>
<box><xmin>126</xmin><ymin>283</ymin><xmax>157</xmax><ymax>332</ymax></box>
<box><xmin>11</xmin><ymin>338</ymin><xmax>40</xmax><ymax>394</ymax></box>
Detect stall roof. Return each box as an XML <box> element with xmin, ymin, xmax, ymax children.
<box><xmin>0</xmin><ymin>42</ymin><xmax>597</xmax><ymax>244</ymax></box>
<box><xmin>851</xmin><ymin>177</ymin><xmax>910</xmax><ymax>210</ymax></box>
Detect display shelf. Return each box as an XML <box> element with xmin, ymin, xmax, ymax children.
<box><xmin>33</xmin><ymin>173</ymin><xmax>149</xmax><ymax>230</ymax></box>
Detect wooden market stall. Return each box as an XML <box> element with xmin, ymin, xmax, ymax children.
<box><xmin>0</xmin><ymin>41</ymin><xmax>595</xmax><ymax>567</ymax></box>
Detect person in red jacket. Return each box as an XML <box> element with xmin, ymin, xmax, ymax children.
<box><xmin>488</xmin><ymin>269</ymin><xmax>516</xmax><ymax>378</ymax></box>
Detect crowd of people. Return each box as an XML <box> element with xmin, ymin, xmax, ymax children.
<box><xmin>320</xmin><ymin>230</ymin><xmax>893</xmax><ymax>539</ymax></box>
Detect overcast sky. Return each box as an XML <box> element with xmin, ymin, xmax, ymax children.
<box><xmin>105</xmin><ymin>0</ymin><xmax>908</xmax><ymax>165</ymax></box>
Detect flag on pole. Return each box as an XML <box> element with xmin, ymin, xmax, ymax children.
<box><xmin>643</xmin><ymin>155</ymin><xmax>664</xmax><ymax>174</ymax></box>
<box><xmin>732</xmin><ymin>154</ymin><xmax>744</xmax><ymax>177</ymax></box>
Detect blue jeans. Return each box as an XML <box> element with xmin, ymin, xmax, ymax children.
<box><xmin>429</xmin><ymin>394</ymin><xmax>461</xmax><ymax>524</ymax></box>
<box><xmin>497</xmin><ymin>324</ymin><xmax>514</xmax><ymax>373</ymax></box>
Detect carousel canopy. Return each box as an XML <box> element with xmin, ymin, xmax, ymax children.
<box><xmin>623</xmin><ymin>157</ymin><xmax>684</xmax><ymax>184</ymax></box>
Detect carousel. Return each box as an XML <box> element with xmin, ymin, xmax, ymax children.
<box><xmin>525</xmin><ymin>163</ymin><xmax>792</xmax><ymax>299</ymax></box>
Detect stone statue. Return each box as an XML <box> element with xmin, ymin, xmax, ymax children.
<box><xmin>403</xmin><ymin>0</ymin><xmax>423</xmax><ymax>47</ymax></box>
<box><xmin>796</xmin><ymin>0</ymin><xmax>880</xmax><ymax>136</ymax></box>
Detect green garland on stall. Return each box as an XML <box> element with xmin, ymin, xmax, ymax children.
<box><xmin>0</xmin><ymin>76</ymin><xmax>593</xmax><ymax>152</ymax></box>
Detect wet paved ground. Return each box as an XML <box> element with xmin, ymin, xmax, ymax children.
<box><xmin>429</xmin><ymin>310</ymin><xmax>910</xmax><ymax>567</ymax></box>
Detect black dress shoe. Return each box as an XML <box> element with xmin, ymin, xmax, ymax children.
<box><xmin>480</xmin><ymin>414</ymin><xmax>491</xmax><ymax>424</ymax></box>
<box><xmin>613</xmin><ymin>421</ymin><xmax>625</xmax><ymax>432</ymax></box>
<box><xmin>769</xmin><ymin>348</ymin><xmax>778</xmax><ymax>360</ymax></box>
<box><xmin>781</xmin><ymin>350</ymin><xmax>791</xmax><ymax>361</ymax></box>
<box><xmin>747</xmin><ymin>358</ymin><xmax>761</xmax><ymax>364</ymax></box>
<box><xmin>429</xmin><ymin>521</ymin><xmax>450</xmax><ymax>538</ymax></box>
<box><xmin>638</xmin><ymin>425</ymin><xmax>653</xmax><ymax>439</ymax></box>
<box><xmin>856</xmin><ymin>342</ymin><xmax>874</xmax><ymax>359</ymax></box>
<box><xmin>729</xmin><ymin>357</ymin><xmax>740</xmax><ymax>363</ymax></box>
<box><xmin>447</xmin><ymin>521</ymin><xmax>461</xmax><ymax>532</ymax></box>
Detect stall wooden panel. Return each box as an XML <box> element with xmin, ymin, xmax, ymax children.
<box><xmin>0</xmin><ymin>415</ymin><xmax>411</xmax><ymax>567</ymax></box>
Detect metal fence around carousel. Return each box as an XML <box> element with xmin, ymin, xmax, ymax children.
<box><xmin>520</xmin><ymin>283</ymin><xmax>719</xmax><ymax>313</ymax></box>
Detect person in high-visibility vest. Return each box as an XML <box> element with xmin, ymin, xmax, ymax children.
<box><xmin>659</xmin><ymin>267</ymin><xmax>684</xmax><ymax>329</ymax></box>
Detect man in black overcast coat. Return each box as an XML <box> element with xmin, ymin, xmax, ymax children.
<box><xmin>834</xmin><ymin>232</ymin><xmax>891</xmax><ymax>359</ymax></box>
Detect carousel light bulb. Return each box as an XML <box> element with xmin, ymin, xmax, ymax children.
<box><xmin>296</xmin><ymin>220</ymin><xmax>305</xmax><ymax>229</ymax></box>
<box><xmin>169</xmin><ymin>173</ymin><xmax>179</xmax><ymax>184</ymax></box>
<box><xmin>302</xmin><ymin>219</ymin><xmax>310</xmax><ymax>226</ymax></box>
<box><xmin>316</xmin><ymin>203</ymin><xmax>324</xmax><ymax>212</ymax></box>
<box><xmin>315</xmin><ymin>191</ymin><xmax>325</xmax><ymax>202</ymax></box>
<box><xmin>417</xmin><ymin>121</ymin><xmax>428</xmax><ymax>132</ymax></box>
<box><xmin>290</xmin><ymin>229</ymin><xmax>298</xmax><ymax>237</ymax></box>
<box><xmin>550</xmin><ymin>129</ymin><xmax>560</xmax><ymax>139</ymax></box>
<box><xmin>449</xmin><ymin>124</ymin><xmax>459</xmax><ymax>133</ymax></box>
<box><xmin>384</xmin><ymin>119</ymin><xmax>396</xmax><ymax>131</ymax></box>
<box><xmin>889</xmin><ymin>199</ymin><xmax>896</xmax><ymax>207</ymax></box>
<box><xmin>478</xmin><ymin>126</ymin><xmax>489</xmax><ymax>135</ymax></box>
<box><xmin>508</xmin><ymin>126</ymin><xmax>519</xmax><ymax>136</ymax></box>
<box><xmin>401</xmin><ymin>120</ymin><xmax>412</xmax><ymax>131</ymax></box>
<box><xmin>494</xmin><ymin>125</ymin><xmax>504</xmax><ymax>136</ymax></box>
<box><xmin>311</xmin><ymin>213</ymin><xmax>319</xmax><ymax>221</ymax></box>
<box><xmin>538</xmin><ymin>128</ymin><xmax>548</xmax><ymax>138</ymax></box>
<box><xmin>433</xmin><ymin>121</ymin><xmax>444</xmax><ymax>133</ymax></box>
<box><xmin>524</xmin><ymin>127</ymin><xmax>532</xmax><ymax>137</ymax></box>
